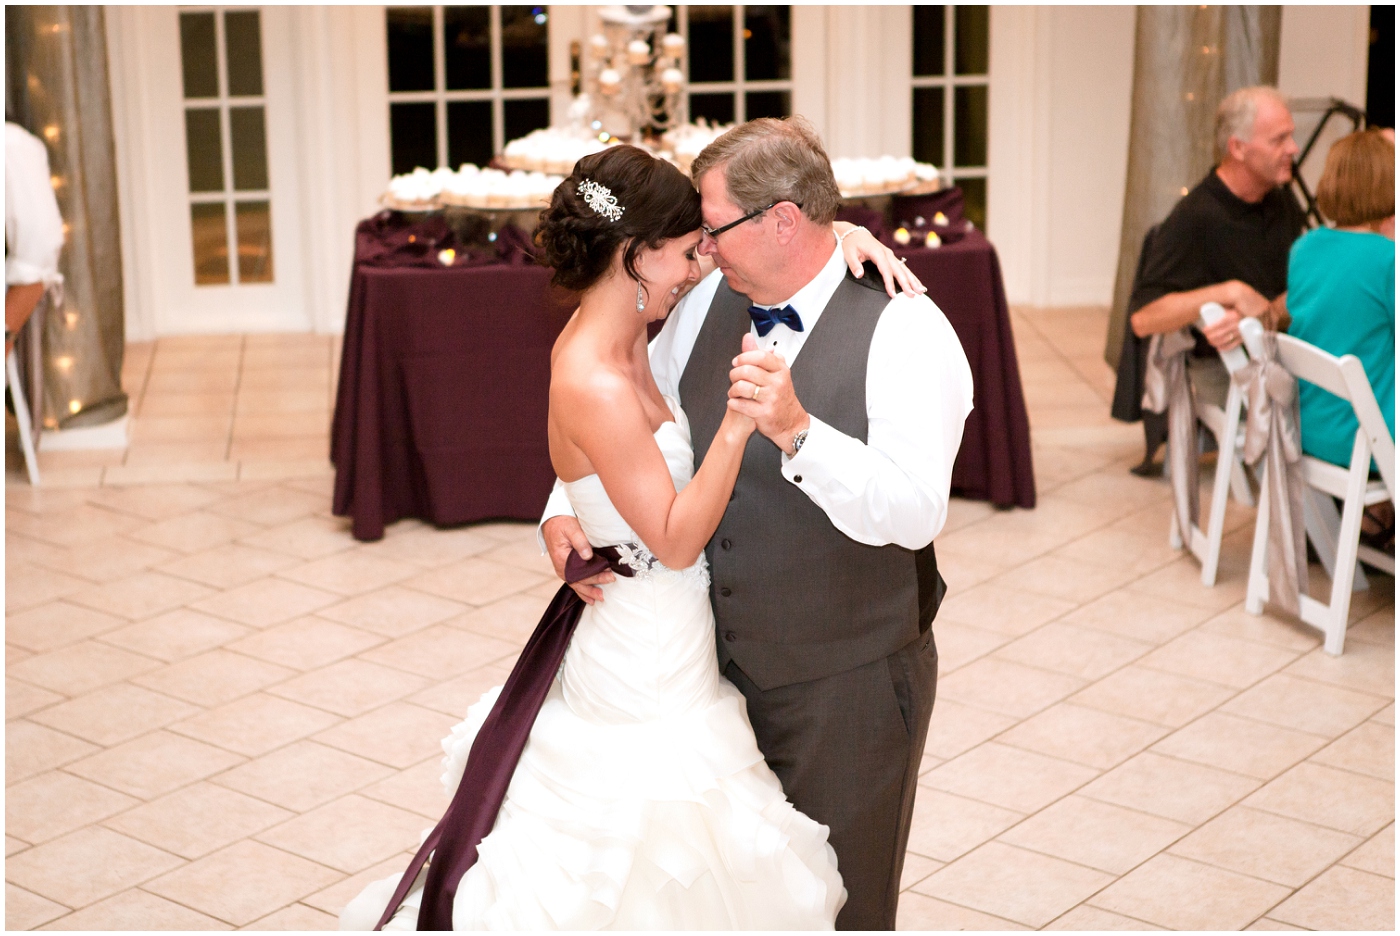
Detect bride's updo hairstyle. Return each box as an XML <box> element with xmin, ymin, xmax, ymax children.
<box><xmin>536</xmin><ymin>144</ymin><xmax>703</xmax><ymax>293</ymax></box>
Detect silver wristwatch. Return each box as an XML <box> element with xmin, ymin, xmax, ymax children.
<box><xmin>790</xmin><ymin>428</ymin><xmax>809</xmax><ymax>456</ymax></box>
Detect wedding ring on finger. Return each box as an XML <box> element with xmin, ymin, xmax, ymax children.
<box><xmin>751</xmin><ymin>384</ymin><xmax>762</xmax><ymax>401</ymax></box>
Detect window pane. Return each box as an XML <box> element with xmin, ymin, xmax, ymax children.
<box><xmin>954</xmin><ymin>5</ymin><xmax>990</xmax><ymax>76</ymax></box>
<box><xmin>912</xmin><ymin>6</ymin><xmax>945</xmax><ymax>77</ymax></box>
<box><xmin>504</xmin><ymin>98</ymin><xmax>551</xmax><ymax>146</ymax></box>
<box><xmin>391</xmin><ymin>101</ymin><xmax>438</xmax><ymax>174</ymax></box>
<box><xmin>191</xmin><ymin>202</ymin><xmax>230</xmax><ymax>285</ymax></box>
<box><xmin>387</xmin><ymin>7</ymin><xmax>435</xmax><ymax>92</ymax></box>
<box><xmin>501</xmin><ymin>5</ymin><xmax>548</xmax><ymax>89</ymax></box>
<box><xmin>912</xmin><ymin>88</ymin><xmax>944</xmax><ymax>165</ymax></box>
<box><xmin>447</xmin><ymin>100</ymin><xmax>493</xmax><ymax>168</ymax></box>
<box><xmin>689</xmin><ymin>92</ymin><xmax>735</xmax><ymax>125</ymax></box>
<box><xmin>235</xmin><ymin>201</ymin><xmax>274</xmax><ymax>283</ymax></box>
<box><xmin>185</xmin><ymin>108</ymin><xmax>224</xmax><ymax>192</ymax></box>
<box><xmin>745</xmin><ymin>90</ymin><xmax>789</xmax><ymax>121</ymax></box>
<box><xmin>953</xmin><ymin>85</ymin><xmax>988</xmax><ymax>167</ymax></box>
<box><xmin>444</xmin><ymin>6</ymin><xmax>491</xmax><ymax>91</ymax></box>
<box><xmin>180</xmin><ymin>12</ymin><xmax>218</xmax><ymax>98</ymax></box>
<box><xmin>230</xmin><ymin>107</ymin><xmax>269</xmax><ymax>191</ymax></box>
<box><xmin>688</xmin><ymin>6</ymin><xmax>734</xmax><ymax>83</ymax></box>
<box><xmin>956</xmin><ymin>177</ymin><xmax>986</xmax><ymax>230</ymax></box>
<box><xmin>744</xmin><ymin>6</ymin><xmax>790</xmax><ymax>81</ymax></box>
<box><xmin>224</xmin><ymin>10</ymin><xmax>263</xmax><ymax>96</ymax></box>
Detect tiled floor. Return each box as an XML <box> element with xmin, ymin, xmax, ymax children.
<box><xmin>6</xmin><ymin>307</ymin><xmax>1393</xmax><ymax>931</ymax></box>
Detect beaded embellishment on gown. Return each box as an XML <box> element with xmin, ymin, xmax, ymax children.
<box><xmin>339</xmin><ymin>397</ymin><xmax>845</xmax><ymax>930</ymax></box>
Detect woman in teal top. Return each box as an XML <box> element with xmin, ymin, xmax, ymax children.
<box><xmin>1286</xmin><ymin>128</ymin><xmax>1394</xmax><ymax>469</ymax></box>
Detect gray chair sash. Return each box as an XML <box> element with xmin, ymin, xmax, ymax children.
<box><xmin>1142</xmin><ymin>328</ymin><xmax>1199</xmax><ymax>538</ymax></box>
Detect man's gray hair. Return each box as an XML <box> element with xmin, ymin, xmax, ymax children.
<box><xmin>1215</xmin><ymin>86</ymin><xmax>1290</xmax><ymax>162</ymax></box>
<box><xmin>688</xmin><ymin>115</ymin><xmax>843</xmax><ymax>225</ymax></box>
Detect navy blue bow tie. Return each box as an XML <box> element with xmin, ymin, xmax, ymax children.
<box><xmin>747</xmin><ymin>304</ymin><xmax>804</xmax><ymax>338</ymax></box>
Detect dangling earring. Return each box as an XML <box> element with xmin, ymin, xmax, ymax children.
<box><xmin>636</xmin><ymin>279</ymin><xmax>646</xmax><ymax>312</ymax></box>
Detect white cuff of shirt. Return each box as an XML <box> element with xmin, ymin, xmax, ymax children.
<box><xmin>779</xmin><ymin>415</ymin><xmax>856</xmax><ymax>490</ymax></box>
<box><xmin>536</xmin><ymin>478</ymin><xmax>577</xmax><ymax>555</ymax></box>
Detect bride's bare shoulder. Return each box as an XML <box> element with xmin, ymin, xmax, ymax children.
<box><xmin>551</xmin><ymin>352</ymin><xmax>636</xmax><ymax>426</ymax></box>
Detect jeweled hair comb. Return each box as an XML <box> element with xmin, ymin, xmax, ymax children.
<box><xmin>577</xmin><ymin>178</ymin><xmax>624</xmax><ymax>222</ymax></box>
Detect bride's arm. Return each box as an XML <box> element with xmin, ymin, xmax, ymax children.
<box><xmin>554</xmin><ymin>373</ymin><xmax>753</xmax><ymax>570</ymax></box>
<box><xmin>833</xmin><ymin>221</ymin><xmax>927</xmax><ymax>298</ymax></box>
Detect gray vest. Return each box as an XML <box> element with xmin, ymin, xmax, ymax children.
<box><xmin>679</xmin><ymin>269</ymin><xmax>945</xmax><ymax>690</ymax></box>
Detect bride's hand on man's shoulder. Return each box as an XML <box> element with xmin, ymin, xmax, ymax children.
<box><xmin>834</xmin><ymin>222</ymin><xmax>927</xmax><ymax>298</ymax></box>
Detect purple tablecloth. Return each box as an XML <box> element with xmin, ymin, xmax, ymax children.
<box><xmin>332</xmin><ymin>212</ymin><xmax>1034</xmax><ymax>542</ymax></box>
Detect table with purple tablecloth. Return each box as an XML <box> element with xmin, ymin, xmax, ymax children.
<box><xmin>332</xmin><ymin>207</ymin><xmax>1034</xmax><ymax>542</ymax></box>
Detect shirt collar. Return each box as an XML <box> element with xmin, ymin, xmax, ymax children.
<box><xmin>752</xmin><ymin>239</ymin><xmax>848</xmax><ymax>335</ymax></box>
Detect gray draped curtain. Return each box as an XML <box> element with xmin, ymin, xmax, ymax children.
<box><xmin>6</xmin><ymin>5</ymin><xmax>127</xmax><ymax>429</ymax></box>
<box><xmin>1105</xmin><ymin>6</ymin><xmax>1281</xmax><ymax>370</ymax></box>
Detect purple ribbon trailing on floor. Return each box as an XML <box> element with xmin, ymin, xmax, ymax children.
<box><xmin>373</xmin><ymin>546</ymin><xmax>633</xmax><ymax>931</ymax></box>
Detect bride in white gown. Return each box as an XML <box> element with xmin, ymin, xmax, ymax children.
<box><xmin>340</xmin><ymin>144</ymin><xmax>921</xmax><ymax>931</ymax></box>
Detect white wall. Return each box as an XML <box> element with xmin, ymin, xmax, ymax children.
<box><xmin>1278</xmin><ymin>6</ymin><xmax>1372</xmax><ymax>193</ymax></box>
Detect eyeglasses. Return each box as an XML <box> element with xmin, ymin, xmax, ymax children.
<box><xmin>701</xmin><ymin>201</ymin><xmax>802</xmax><ymax>240</ymax></box>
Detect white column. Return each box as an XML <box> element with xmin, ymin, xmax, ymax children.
<box><xmin>820</xmin><ymin>6</ymin><xmax>911</xmax><ymax>158</ymax></box>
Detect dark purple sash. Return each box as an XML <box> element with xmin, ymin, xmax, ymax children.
<box><xmin>373</xmin><ymin>546</ymin><xmax>633</xmax><ymax>931</ymax></box>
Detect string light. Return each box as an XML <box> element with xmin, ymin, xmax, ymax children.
<box><xmin>50</xmin><ymin>174</ymin><xmax>64</xmax><ymax>190</ymax></box>
<box><xmin>68</xmin><ymin>399</ymin><xmax>81</xmax><ymax>414</ymax></box>
<box><xmin>42</xmin><ymin>124</ymin><xmax>59</xmax><ymax>141</ymax></box>
<box><xmin>53</xmin><ymin>355</ymin><xmax>74</xmax><ymax>373</ymax></box>
<box><xmin>64</xmin><ymin>311</ymin><xmax>79</xmax><ymax>329</ymax></box>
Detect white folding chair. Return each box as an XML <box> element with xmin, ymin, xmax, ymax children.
<box><xmin>6</xmin><ymin>347</ymin><xmax>41</xmax><ymax>486</ymax></box>
<box><xmin>1244</xmin><ymin>333</ymin><xmax>1394</xmax><ymax>655</ymax></box>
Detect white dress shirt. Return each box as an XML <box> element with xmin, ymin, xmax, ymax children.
<box><xmin>541</xmin><ymin>237</ymin><xmax>974</xmax><ymax>551</ymax></box>
<box><xmin>5</xmin><ymin>122</ymin><xmax>64</xmax><ymax>288</ymax></box>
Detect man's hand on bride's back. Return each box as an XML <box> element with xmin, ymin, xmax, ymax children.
<box><xmin>542</xmin><ymin>515</ymin><xmax>613</xmax><ymax>604</ymax></box>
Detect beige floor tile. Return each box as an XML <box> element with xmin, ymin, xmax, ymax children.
<box><xmin>237</xmin><ymin>368</ymin><xmax>331</xmax><ymax>393</ymax></box>
<box><xmin>360</xmin><ymin>624</ymin><xmax>519</xmax><ymax>681</ymax></box>
<box><xmin>236</xmin><ymin>515</ymin><xmax>358</xmax><ymax>560</ymax></box>
<box><xmin>444</xmin><ymin>591</ymin><xmax>555</xmax><ymax>645</ymax></box>
<box><xmin>1051</xmin><ymin>527</ymin><xmax>1180</xmax><ymax>579</ymax></box>
<box><xmin>1305</xmin><ymin>719</ymin><xmax>1394</xmax><ymax>781</ymax></box>
<box><xmin>1244</xmin><ymin>761</ymin><xmax>1394</xmax><ymax>837</ymax></box>
<box><xmin>1080</xmin><ymin>752</ymin><xmax>1261</xmax><ymax>825</ymax></box>
<box><xmin>145</xmin><ymin>369</ymin><xmax>240</xmax><ymax>394</ymax></box>
<box><xmin>1000</xmin><ymin>794</ymin><xmax>1189</xmax><ymax>875</ymax></box>
<box><xmin>6</xmin><ymin>826</ymin><xmax>185</xmax><ymax>910</ymax></box>
<box><xmin>98</xmin><ymin>609</ymin><xmax>252</xmax><ymax>662</ymax></box>
<box><xmin>317</xmin><ymin>586</ymin><xmax>470</xmax><ymax>638</ymax></box>
<box><xmin>134</xmin><ymin>649</ymin><xmax>296</xmax><ymax>706</ymax></box>
<box><xmin>347</xmin><ymin>524</ymin><xmax>500</xmax><ymax>569</ymax></box>
<box><xmin>1284</xmin><ymin>638</ymin><xmax>1396</xmax><ymax>699</ymax></box>
<box><xmin>993</xmin><ymin>622</ymin><xmax>1153</xmax><ymax>681</ymax></box>
<box><xmin>237</xmin><ymin>458</ymin><xmax>336</xmax><ymax>482</ymax></box>
<box><xmin>6</xmin><ymin>530</ymin><xmax>70</xmax><ymax>567</ymax></box>
<box><xmin>7</xmin><ymin>679</ymin><xmax>64</xmax><ymax>720</ymax></box>
<box><xmin>914</xmin><ymin>841</ymin><xmax>1113</xmax><ymax>928</ymax></box>
<box><xmin>229</xmin><ymin>436</ymin><xmax>331</xmax><ymax>462</ymax></box>
<box><xmin>406</xmin><ymin>662</ymin><xmax>515</xmax><ymax>716</ymax></box>
<box><xmin>1340</xmin><ymin>822</ymin><xmax>1394</xmax><ymax>877</ymax></box>
<box><xmin>8</xmin><ymin>640</ymin><xmax>161</xmax><ymax>696</ymax></box>
<box><xmin>235</xmin><ymin>388</ymin><xmax>331</xmax><ymax>415</ymax></box>
<box><xmin>1169</xmin><ymin>804</ymin><xmax>1362</xmax><ymax>887</ymax></box>
<box><xmin>170</xmin><ymin>694</ymin><xmax>343</xmax><ymax>758</ymax></box>
<box><xmin>984</xmin><ymin>554</ymin><xmax>1141</xmax><ymax>605</ymax></box>
<box><xmin>241</xmin><ymin>344</ymin><xmax>330</xmax><ymax>369</ymax></box>
<box><xmin>132</xmin><ymin>414</ymin><xmax>234</xmax><ymax>443</ymax></box>
<box><xmin>102</xmin><ymin>460</ymin><xmax>241</xmax><ymax>486</ymax></box>
<box><xmin>899</xmin><ymin>851</ymin><xmax>945</xmax><ymax>891</ymax></box>
<box><xmin>37</xmin><ymin>888</ymin><xmax>232</xmax><ymax>930</ymax></box>
<box><xmin>276</xmin><ymin>550</ymin><xmax>419</xmax><ymax>597</ymax></box>
<box><xmin>1069</xmin><ymin>664</ymin><xmax>1236</xmax><ymax>728</ymax></box>
<box><xmin>103</xmin><ymin>782</ymin><xmax>292</xmax><ymax>860</ymax></box>
<box><xmin>930</xmin><ymin>583</ymin><xmax>1078</xmax><ymax>637</ymax></box>
<box><xmin>1137</xmin><ymin>630</ymin><xmax>1300</xmax><ymax>689</ymax></box>
<box><xmin>1269</xmin><ymin>865</ymin><xmax>1394</xmax><ymax>930</ymax></box>
<box><xmin>205</xmin><ymin>485</ymin><xmax>328</xmax><ymax>526</ymax></box>
<box><xmin>5</xmin><ymin>562</ymin><xmax>88</xmax><ymax>613</ymax></box>
<box><xmin>998</xmin><ymin>703</ymin><xmax>1169</xmax><ymax>770</ymax></box>
<box><xmin>1221</xmin><ymin>672</ymin><xmax>1390</xmax><ymax>738</ymax></box>
<box><xmin>1151</xmin><ymin>712</ymin><xmax>1328</xmax><ymax>781</ymax></box>
<box><xmin>189</xmin><ymin>577</ymin><xmax>341</xmax><ymax>628</ymax></box>
<box><xmin>1090</xmin><ymin>853</ymin><xmax>1290</xmax><ymax>931</ymax></box>
<box><xmin>211</xmin><ymin>739</ymin><xmax>394</xmax><ymax>813</ymax></box>
<box><xmin>926</xmin><ymin>621</ymin><xmax>1011</xmax><ymax>675</ymax></box>
<box><xmin>894</xmin><ymin>891</ymin><xmax>1028</xmax><ymax>930</ymax></box>
<box><xmin>156</xmin><ymin>543</ymin><xmax>303</xmax><ymax>589</ymax></box>
<box><xmin>66</xmin><ymin>570</ymin><xmax>218</xmax><ymax>621</ymax></box>
<box><xmin>232</xmin><ymin>411</ymin><xmax>332</xmax><ymax>440</ymax></box>
<box><xmin>85</xmin><ymin>481</ymin><xmax>228</xmax><ymax>520</ymax></box>
<box><xmin>313</xmin><ymin>702</ymin><xmax>458</xmax><ymax>769</ymax></box>
<box><xmin>151</xmin><ymin>344</ymin><xmax>243</xmax><ymax>370</ymax></box>
<box><xmin>33</xmin><ymin>535</ymin><xmax>182</xmax><ymax>586</ymax></box>
<box><xmin>931</xmin><ymin>549</ymin><xmax>1006</xmax><ymax>591</ymax></box>
<box><xmin>27</xmin><ymin>682</ymin><xmax>201</xmax><ymax>746</ymax></box>
<box><xmin>5</xmin><ymin>601</ymin><xmax>128</xmax><ymax>653</ymax></box>
<box><xmin>137</xmin><ymin>391</ymin><xmax>237</xmax><ymax>419</ymax></box>
<box><xmin>65</xmin><ymin>730</ymin><xmax>246</xmax><ymax>800</ymax></box>
<box><xmin>6</xmin><ymin>720</ymin><xmax>100</xmax><ymax>783</ymax></box>
<box><xmin>143</xmin><ymin>839</ymin><xmax>341</xmax><ymax>926</ymax></box>
<box><xmin>1044</xmin><ymin>904</ymin><xmax>1163</xmax><ymax>929</ymax></box>
<box><xmin>358</xmin><ymin>757</ymin><xmax>451</xmax><ymax>820</ymax></box>
<box><xmin>6</xmin><ymin>503</ymin><xmax>146</xmax><ymax>548</ymax></box>
<box><xmin>227</xmin><ymin>617</ymin><xmax>384</xmax><ymax>671</ymax></box>
<box><xmin>402</xmin><ymin>556</ymin><xmax>551</xmax><ymax>607</ymax></box>
<box><xmin>256</xmin><ymin>794</ymin><xmax>423</xmax><ymax>874</ymax></box>
<box><xmin>1127</xmin><ymin>558</ymin><xmax>1249</xmax><ymax>612</ymax></box>
<box><xmin>921</xmin><ymin>742</ymin><xmax>1097</xmax><ymax>814</ymax></box>
<box><xmin>1199</xmin><ymin>605</ymin><xmax>1324</xmax><ymax>652</ymax></box>
<box><xmin>6</xmin><ymin>883</ymin><xmax>70</xmax><ymax>930</ymax></box>
<box><xmin>300</xmin><ymin>854</ymin><xmax>410</xmax><ymax>916</ymax></box>
<box><xmin>1243</xmin><ymin>918</ymin><xmax>1307</xmax><ymax>930</ymax></box>
<box><xmin>6</xmin><ymin>771</ymin><xmax>140</xmax><ymax>844</ymax></box>
<box><xmin>246</xmin><ymin>902</ymin><xmax>341</xmax><ymax>930</ymax></box>
<box><xmin>128</xmin><ymin>511</ymin><xmax>263</xmax><ymax>554</ymax></box>
<box><xmin>935</xmin><ymin>657</ymin><xmax>1087</xmax><ymax>719</ymax></box>
<box><xmin>268</xmin><ymin>657</ymin><xmax>431</xmax><ymax>718</ymax></box>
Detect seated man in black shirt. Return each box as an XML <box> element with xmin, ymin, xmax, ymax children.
<box><xmin>1130</xmin><ymin>86</ymin><xmax>1306</xmax><ymax>406</ymax></box>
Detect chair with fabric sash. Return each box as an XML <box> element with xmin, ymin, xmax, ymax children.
<box><xmin>1244</xmin><ymin>333</ymin><xmax>1394</xmax><ymax>655</ymax></box>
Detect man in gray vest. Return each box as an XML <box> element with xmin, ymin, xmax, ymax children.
<box><xmin>542</xmin><ymin>116</ymin><xmax>973</xmax><ymax>929</ymax></box>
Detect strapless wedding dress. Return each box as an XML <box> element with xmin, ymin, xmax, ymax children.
<box><xmin>340</xmin><ymin>397</ymin><xmax>844</xmax><ymax>930</ymax></box>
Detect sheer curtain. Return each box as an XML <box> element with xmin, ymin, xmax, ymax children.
<box><xmin>1104</xmin><ymin>6</ymin><xmax>1281</xmax><ymax>370</ymax></box>
<box><xmin>6</xmin><ymin>5</ymin><xmax>128</xmax><ymax>429</ymax></box>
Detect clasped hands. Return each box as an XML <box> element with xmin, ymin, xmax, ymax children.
<box><xmin>726</xmin><ymin>333</ymin><xmax>811</xmax><ymax>456</ymax></box>
<box><xmin>1201</xmin><ymin>280</ymin><xmax>1283</xmax><ymax>352</ymax></box>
